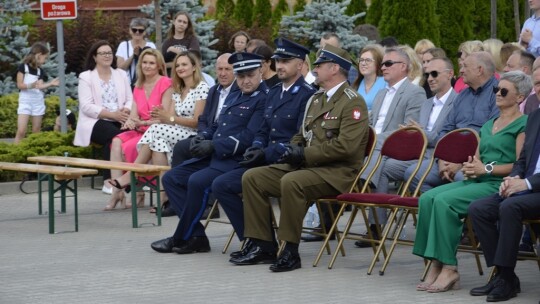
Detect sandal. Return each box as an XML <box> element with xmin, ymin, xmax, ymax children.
<box><xmin>150</xmin><ymin>200</ymin><xmax>169</xmax><ymax>213</ymax></box>
<box><xmin>108</xmin><ymin>179</ymin><xmax>131</xmax><ymax>193</ymax></box>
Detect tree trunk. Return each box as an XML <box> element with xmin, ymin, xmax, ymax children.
<box><xmin>513</xmin><ymin>0</ymin><xmax>520</xmax><ymax>40</ymax></box>
<box><xmin>154</xmin><ymin>0</ymin><xmax>162</xmax><ymax>50</ymax></box>
<box><xmin>490</xmin><ymin>0</ymin><xmax>497</xmax><ymax>38</ymax></box>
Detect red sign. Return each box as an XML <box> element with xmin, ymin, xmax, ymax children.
<box><xmin>41</xmin><ymin>0</ymin><xmax>78</xmax><ymax>20</ymax></box>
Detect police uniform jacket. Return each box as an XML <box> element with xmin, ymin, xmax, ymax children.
<box><xmin>271</xmin><ymin>82</ymin><xmax>369</xmax><ymax>193</ymax></box>
<box><xmin>254</xmin><ymin>76</ymin><xmax>315</xmax><ymax>164</ymax></box>
<box><xmin>194</xmin><ymin>81</ymin><xmax>268</xmax><ymax>172</ymax></box>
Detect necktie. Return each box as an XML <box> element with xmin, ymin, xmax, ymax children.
<box><xmin>525</xmin><ymin>133</ymin><xmax>540</xmax><ymax>177</ymax></box>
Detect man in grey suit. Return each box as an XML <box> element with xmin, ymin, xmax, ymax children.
<box><xmin>356</xmin><ymin>47</ymin><xmax>426</xmax><ymax>245</ymax></box>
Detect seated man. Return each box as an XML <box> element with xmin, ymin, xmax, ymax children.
<box><xmin>150</xmin><ymin>52</ymin><xmax>268</xmax><ymax>254</ymax></box>
<box><xmin>213</xmin><ymin>38</ymin><xmax>315</xmax><ymax>254</ymax></box>
<box><xmin>229</xmin><ymin>45</ymin><xmax>369</xmax><ymax>272</ymax></box>
<box><xmin>468</xmin><ymin>107</ymin><xmax>540</xmax><ymax>302</ymax></box>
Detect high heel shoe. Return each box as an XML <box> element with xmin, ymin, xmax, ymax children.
<box><xmin>426</xmin><ymin>270</ymin><xmax>460</xmax><ymax>293</ymax></box>
<box><xmin>108</xmin><ymin>179</ymin><xmax>131</xmax><ymax>193</ymax></box>
<box><xmin>126</xmin><ymin>192</ymin><xmax>145</xmax><ymax>208</ymax></box>
<box><xmin>104</xmin><ymin>190</ymin><xmax>127</xmax><ymax>211</ymax></box>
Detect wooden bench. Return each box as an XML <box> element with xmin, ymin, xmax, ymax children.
<box><xmin>27</xmin><ymin>156</ymin><xmax>170</xmax><ymax>228</ymax></box>
<box><xmin>0</xmin><ymin>161</ymin><xmax>98</xmax><ymax>234</ymax></box>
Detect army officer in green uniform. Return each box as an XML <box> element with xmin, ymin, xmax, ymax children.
<box><xmin>229</xmin><ymin>44</ymin><xmax>370</xmax><ymax>272</ymax></box>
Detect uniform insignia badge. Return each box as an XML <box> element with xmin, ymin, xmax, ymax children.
<box><xmin>292</xmin><ymin>86</ymin><xmax>300</xmax><ymax>94</ymax></box>
<box><xmin>314</xmin><ymin>99</ymin><xmax>319</xmax><ymax>104</ymax></box>
<box><xmin>353</xmin><ymin>109</ymin><xmax>361</xmax><ymax>120</ymax></box>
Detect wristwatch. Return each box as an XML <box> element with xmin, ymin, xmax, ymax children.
<box><xmin>169</xmin><ymin>116</ymin><xmax>175</xmax><ymax>123</ymax></box>
<box><xmin>484</xmin><ymin>161</ymin><xmax>496</xmax><ymax>175</ymax></box>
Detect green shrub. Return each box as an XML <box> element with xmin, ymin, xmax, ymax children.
<box><xmin>0</xmin><ymin>93</ymin><xmax>78</xmax><ymax>138</ymax></box>
<box><xmin>0</xmin><ymin>131</ymin><xmax>92</xmax><ymax>182</ymax></box>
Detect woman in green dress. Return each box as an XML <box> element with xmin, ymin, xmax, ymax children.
<box><xmin>413</xmin><ymin>71</ymin><xmax>531</xmax><ymax>293</ymax></box>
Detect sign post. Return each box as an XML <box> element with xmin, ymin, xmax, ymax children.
<box><xmin>40</xmin><ymin>0</ymin><xmax>77</xmax><ymax>133</ymax></box>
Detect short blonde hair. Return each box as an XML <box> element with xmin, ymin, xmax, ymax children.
<box><xmin>414</xmin><ymin>39</ymin><xmax>435</xmax><ymax>56</ymax></box>
<box><xmin>483</xmin><ymin>38</ymin><xmax>504</xmax><ymax>72</ymax></box>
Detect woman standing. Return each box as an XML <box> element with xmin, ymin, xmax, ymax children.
<box><xmin>252</xmin><ymin>45</ymin><xmax>279</xmax><ymax>88</ymax></box>
<box><xmin>351</xmin><ymin>44</ymin><xmax>386</xmax><ymax>112</ymax></box>
<box><xmin>110</xmin><ymin>51</ymin><xmax>209</xmax><ymax>201</ymax></box>
<box><xmin>229</xmin><ymin>31</ymin><xmax>250</xmax><ymax>53</ymax></box>
<box><xmin>413</xmin><ymin>71</ymin><xmax>530</xmax><ymax>293</ymax></box>
<box><xmin>116</xmin><ymin>18</ymin><xmax>156</xmax><ymax>89</ymax></box>
<box><xmin>161</xmin><ymin>11</ymin><xmax>200</xmax><ymax>77</ymax></box>
<box><xmin>106</xmin><ymin>49</ymin><xmax>172</xmax><ymax>210</ymax></box>
<box><xmin>74</xmin><ymin>40</ymin><xmax>132</xmax><ymax>194</ymax></box>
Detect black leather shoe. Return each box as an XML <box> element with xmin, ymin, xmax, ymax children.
<box><xmin>151</xmin><ymin>237</ymin><xmax>182</xmax><ymax>253</ymax></box>
<box><xmin>470</xmin><ymin>274</ymin><xmax>500</xmax><ymax>296</ymax></box>
<box><xmin>202</xmin><ymin>205</ymin><xmax>220</xmax><ymax>220</ymax></box>
<box><xmin>486</xmin><ymin>276</ymin><xmax>519</xmax><ymax>302</ymax></box>
<box><xmin>230</xmin><ymin>239</ymin><xmax>253</xmax><ymax>258</ymax></box>
<box><xmin>160</xmin><ymin>206</ymin><xmax>176</xmax><ymax>217</ymax></box>
<box><xmin>355</xmin><ymin>225</ymin><xmax>380</xmax><ymax>248</ymax></box>
<box><xmin>269</xmin><ymin>249</ymin><xmax>301</xmax><ymax>272</ymax></box>
<box><xmin>229</xmin><ymin>245</ymin><xmax>276</xmax><ymax>265</ymax></box>
<box><xmin>301</xmin><ymin>232</ymin><xmax>336</xmax><ymax>242</ymax></box>
<box><xmin>172</xmin><ymin>236</ymin><xmax>211</xmax><ymax>254</ymax></box>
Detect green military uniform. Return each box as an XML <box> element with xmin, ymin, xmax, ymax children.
<box><xmin>242</xmin><ymin>82</ymin><xmax>369</xmax><ymax>243</ymax></box>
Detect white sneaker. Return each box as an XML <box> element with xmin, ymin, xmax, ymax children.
<box><xmin>102</xmin><ymin>184</ymin><xmax>113</xmax><ymax>195</ymax></box>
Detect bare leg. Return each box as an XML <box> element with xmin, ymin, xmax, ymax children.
<box><xmin>426</xmin><ymin>264</ymin><xmax>460</xmax><ymax>293</ymax></box>
<box><xmin>417</xmin><ymin>260</ymin><xmax>442</xmax><ymax>291</ymax></box>
<box><xmin>31</xmin><ymin>115</ymin><xmax>43</xmax><ymax>133</ymax></box>
<box><xmin>114</xmin><ymin>144</ymin><xmax>153</xmax><ymax>187</ymax></box>
<box><xmin>14</xmin><ymin>114</ymin><xmax>30</xmax><ymax>144</ymax></box>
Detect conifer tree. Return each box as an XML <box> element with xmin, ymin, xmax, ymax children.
<box><xmin>365</xmin><ymin>0</ymin><xmax>383</xmax><ymax>27</ymax></box>
<box><xmin>140</xmin><ymin>0</ymin><xmax>218</xmax><ymax>73</ymax></box>
<box><xmin>436</xmin><ymin>0</ymin><xmax>474</xmax><ymax>59</ymax></box>
<box><xmin>293</xmin><ymin>0</ymin><xmax>306</xmax><ymax>13</ymax></box>
<box><xmin>215</xmin><ymin>0</ymin><xmax>235</xmax><ymax>20</ymax></box>
<box><xmin>378</xmin><ymin>0</ymin><xmax>440</xmax><ymax>46</ymax></box>
<box><xmin>272</xmin><ymin>0</ymin><xmax>290</xmax><ymax>37</ymax></box>
<box><xmin>253</xmin><ymin>0</ymin><xmax>272</xmax><ymax>27</ymax></box>
<box><xmin>233</xmin><ymin>0</ymin><xmax>254</xmax><ymax>28</ymax></box>
<box><xmin>345</xmin><ymin>0</ymin><xmax>367</xmax><ymax>26</ymax></box>
<box><xmin>279</xmin><ymin>0</ymin><xmax>368</xmax><ymax>56</ymax></box>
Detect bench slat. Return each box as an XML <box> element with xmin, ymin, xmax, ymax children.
<box><xmin>27</xmin><ymin>156</ymin><xmax>170</xmax><ymax>173</ymax></box>
<box><xmin>0</xmin><ymin>162</ymin><xmax>97</xmax><ymax>177</ymax></box>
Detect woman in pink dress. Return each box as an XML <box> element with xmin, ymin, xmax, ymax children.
<box><xmin>105</xmin><ymin>48</ymin><xmax>173</xmax><ymax>210</ymax></box>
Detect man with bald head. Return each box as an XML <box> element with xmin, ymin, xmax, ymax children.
<box><xmin>406</xmin><ymin>51</ymin><xmax>499</xmax><ymax>192</ymax></box>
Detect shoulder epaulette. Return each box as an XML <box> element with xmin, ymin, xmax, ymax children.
<box><xmin>344</xmin><ymin>88</ymin><xmax>359</xmax><ymax>100</ymax></box>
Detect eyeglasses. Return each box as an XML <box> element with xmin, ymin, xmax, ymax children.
<box><xmin>359</xmin><ymin>58</ymin><xmax>375</xmax><ymax>64</ymax></box>
<box><xmin>97</xmin><ymin>52</ymin><xmax>114</xmax><ymax>57</ymax></box>
<box><xmin>493</xmin><ymin>86</ymin><xmax>510</xmax><ymax>97</ymax></box>
<box><xmin>381</xmin><ymin>60</ymin><xmax>404</xmax><ymax>67</ymax></box>
<box><xmin>456</xmin><ymin>51</ymin><xmax>463</xmax><ymax>59</ymax></box>
<box><xmin>424</xmin><ymin>69</ymin><xmax>451</xmax><ymax>79</ymax></box>
<box><xmin>131</xmin><ymin>28</ymin><xmax>145</xmax><ymax>34</ymax></box>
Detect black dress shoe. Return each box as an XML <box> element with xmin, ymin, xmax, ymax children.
<box><xmin>230</xmin><ymin>239</ymin><xmax>253</xmax><ymax>258</ymax></box>
<box><xmin>160</xmin><ymin>206</ymin><xmax>176</xmax><ymax>217</ymax></box>
<box><xmin>201</xmin><ymin>205</ymin><xmax>220</xmax><ymax>220</ymax></box>
<box><xmin>172</xmin><ymin>236</ymin><xmax>211</xmax><ymax>254</ymax></box>
<box><xmin>151</xmin><ymin>237</ymin><xmax>182</xmax><ymax>253</ymax></box>
<box><xmin>269</xmin><ymin>249</ymin><xmax>301</xmax><ymax>272</ymax></box>
<box><xmin>470</xmin><ymin>273</ymin><xmax>500</xmax><ymax>296</ymax></box>
<box><xmin>300</xmin><ymin>232</ymin><xmax>336</xmax><ymax>242</ymax></box>
<box><xmin>355</xmin><ymin>225</ymin><xmax>380</xmax><ymax>248</ymax></box>
<box><xmin>486</xmin><ymin>276</ymin><xmax>519</xmax><ymax>302</ymax></box>
<box><xmin>229</xmin><ymin>245</ymin><xmax>276</xmax><ymax>265</ymax></box>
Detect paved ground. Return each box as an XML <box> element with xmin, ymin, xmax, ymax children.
<box><xmin>0</xmin><ymin>178</ymin><xmax>539</xmax><ymax>304</ymax></box>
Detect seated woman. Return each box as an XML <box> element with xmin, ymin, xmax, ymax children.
<box><xmin>110</xmin><ymin>51</ymin><xmax>209</xmax><ymax>209</ymax></box>
<box><xmin>105</xmin><ymin>48</ymin><xmax>172</xmax><ymax>211</ymax></box>
<box><xmin>413</xmin><ymin>71</ymin><xmax>531</xmax><ymax>293</ymax></box>
<box><xmin>351</xmin><ymin>44</ymin><xmax>386</xmax><ymax>112</ymax></box>
<box><xmin>74</xmin><ymin>40</ymin><xmax>133</xmax><ymax>193</ymax></box>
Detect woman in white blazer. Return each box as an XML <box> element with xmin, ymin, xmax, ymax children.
<box><xmin>74</xmin><ymin>40</ymin><xmax>133</xmax><ymax>196</ymax></box>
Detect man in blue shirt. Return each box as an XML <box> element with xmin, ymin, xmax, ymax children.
<box><xmin>520</xmin><ymin>0</ymin><xmax>540</xmax><ymax>57</ymax></box>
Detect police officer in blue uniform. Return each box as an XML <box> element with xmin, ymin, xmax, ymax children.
<box><xmin>150</xmin><ymin>52</ymin><xmax>269</xmax><ymax>254</ymax></box>
<box><xmin>212</xmin><ymin>38</ymin><xmax>315</xmax><ymax>257</ymax></box>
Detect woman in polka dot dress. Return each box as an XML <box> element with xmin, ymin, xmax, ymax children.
<box><xmin>110</xmin><ymin>51</ymin><xmax>209</xmax><ymax>202</ymax></box>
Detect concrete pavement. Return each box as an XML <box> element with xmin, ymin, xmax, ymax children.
<box><xmin>0</xmin><ymin>179</ymin><xmax>538</xmax><ymax>303</ymax></box>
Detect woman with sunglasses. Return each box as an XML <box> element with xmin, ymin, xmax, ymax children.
<box><xmin>413</xmin><ymin>71</ymin><xmax>530</xmax><ymax>293</ymax></box>
<box><xmin>352</xmin><ymin>44</ymin><xmax>386</xmax><ymax>111</ymax></box>
<box><xmin>74</xmin><ymin>40</ymin><xmax>133</xmax><ymax>196</ymax></box>
<box><xmin>110</xmin><ymin>51</ymin><xmax>209</xmax><ymax>212</ymax></box>
<box><xmin>116</xmin><ymin>18</ymin><xmax>156</xmax><ymax>89</ymax></box>
<box><xmin>106</xmin><ymin>49</ymin><xmax>173</xmax><ymax>210</ymax></box>
<box><xmin>162</xmin><ymin>11</ymin><xmax>200</xmax><ymax>77</ymax></box>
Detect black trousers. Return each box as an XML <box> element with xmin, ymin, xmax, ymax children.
<box><xmin>171</xmin><ymin>137</ymin><xmax>193</xmax><ymax>168</ymax></box>
<box><xmin>468</xmin><ymin>192</ymin><xmax>540</xmax><ymax>268</ymax></box>
<box><xmin>90</xmin><ymin>120</ymin><xmax>123</xmax><ymax>180</ymax></box>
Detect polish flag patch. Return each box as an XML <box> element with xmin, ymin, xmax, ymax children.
<box><xmin>352</xmin><ymin>109</ymin><xmax>361</xmax><ymax>120</ymax></box>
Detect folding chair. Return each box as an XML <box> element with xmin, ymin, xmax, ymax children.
<box><xmin>329</xmin><ymin>126</ymin><xmax>428</xmax><ymax>270</ymax></box>
<box><xmin>311</xmin><ymin>126</ymin><xmax>377</xmax><ymax>267</ymax></box>
<box><xmin>380</xmin><ymin>128</ymin><xmax>481</xmax><ymax>277</ymax></box>
<box><xmin>204</xmin><ymin>199</ymin><xmax>237</xmax><ymax>254</ymax></box>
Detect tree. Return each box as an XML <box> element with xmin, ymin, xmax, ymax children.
<box><xmin>378</xmin><ymin>0</ymin><xmax>440</xmax><ymax>47</ymax></box>
<box><xmin>365</xmin><ymin>0</ymin><xmax>383</xmax><ymax>27</ymax></box>
<box><xmin>436</xmin><ymin>0</ymin><xmax>474</xmax><ymax>63</ymax></box>
<box><xmin>279</xmin><ymin>0</ymin><xmax>368</xmax><ymax>56</ymax></box>
<box><xmin>293</xmin><ymin>0</ymin><xmax>306</xmax><ymax>13</ymax></box>
<box><xmin>345</xmin><ymin>0</ymin><xmax>367</xmax><ymax>26</ymax></box>
<box><xmin>215</xmin><ymin>0</ymin><xmax>235</xmax><ymax>20</ymax></box>
<box><xmin>272</xmin><ymin>0</ymin><xmax>290</xmax><ymax>37</ymax></box>
<box><xmin>253</xmin><ymin>0</ymin><xmax>272</xmax><ymax>27</ymax></box>
<box><xmin>140</xmin><ymin>0</ymin><xmax>218</xmax><ymax>74</ymax></box>
<box><xmin>233</xmin><ymin>0</ymin><xmax>254</xmax><ymax>28</ymax></box>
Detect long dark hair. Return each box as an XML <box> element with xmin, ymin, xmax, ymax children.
<box><xmin>167</xmin><ymin>11</ymin><xmax>196</xmax><ymax>40</ymax></box>
<box><xmin>84</xmin><ymin>40</ymin><xmax>117</xmax><ymax>71</ymax></box>
<box><xmin>23</xmin><ymin>42</ymin><xmax>50</xmax><ymax>69</ymax></box>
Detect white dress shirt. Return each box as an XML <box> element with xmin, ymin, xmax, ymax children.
<box><xmin>374</xmin><ymin>77</ymin><xmax>407</xmax><ymax>134</ymax></box>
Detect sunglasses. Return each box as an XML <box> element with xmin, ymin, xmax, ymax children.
<box><xmin>381</xmin><ymin>60</ymin><xmax>404</xmax><ymax>67</ymax></box>
<box><xmin>131</xmin><ymin>28</ymin><xmax>145</xmax><ymax>34</ymax></box>
<box><xmin>493</xmin><ymin>86</ymin><xmax>510</xmax><ymax>97</ymax></box>
<box><xmin>424</xmin><ymin>69</ymin><xmax>451</xmax><ymax>79</ymax></box>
